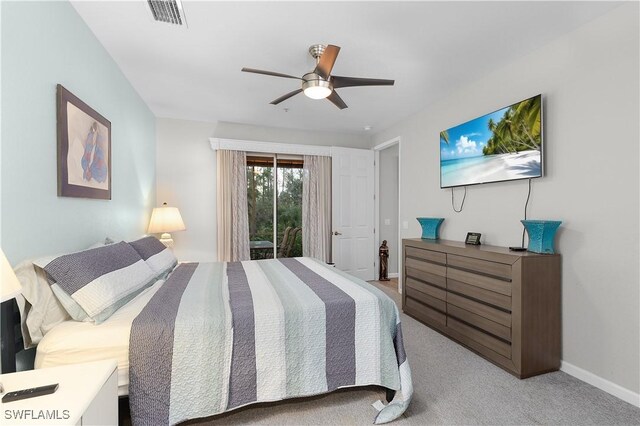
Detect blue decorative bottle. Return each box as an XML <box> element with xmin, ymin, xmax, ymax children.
<box><xmin>417</xmin><ymin>218</ymin><xmax>445</xmax><ymax>240</ymax></box>
<box><xmin>521</xmin><ymin>220</ymin><xmax>562</xmax><ymax>254</ymax></box>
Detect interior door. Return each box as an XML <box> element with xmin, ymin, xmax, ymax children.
<box><xmin>331</xmin><ymin>147</ymin><xmax>375</xmax><ymax>281</ymax></box>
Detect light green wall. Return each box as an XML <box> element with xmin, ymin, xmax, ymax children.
<box><xmin>1</xmin><ymin>1</ymin><xmax>156</xmax><ymax>264</ymax></box>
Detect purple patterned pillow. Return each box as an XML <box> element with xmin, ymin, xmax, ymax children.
<box><xmin>42</xmin><ymin>242</ymin><xmax>157</xmax><ymax>323</ymax></box>
<box><xmin>128</xmin><ymin>236</ymin><xmax>177</xmax><ymax>278</ymax></box>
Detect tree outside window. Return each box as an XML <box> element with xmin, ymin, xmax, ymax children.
<box><xmin>247</xmin><ymin>156</ymin><xmax>303</xmax><ymax>259</ymax></box>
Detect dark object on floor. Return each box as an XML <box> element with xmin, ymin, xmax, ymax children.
<box><xmin>379</xmin><ymin>240</ymin><xmax>390</xmax><ymax>281</ymax></box>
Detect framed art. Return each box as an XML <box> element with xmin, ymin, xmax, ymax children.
<box><xmin>57</xmin><ymin>84</ymin><xmax>111</xmax><ymax>199</ymax></box>
<box><xmin>465</xmin><ymin>232</ymin><xmax>482</xmax><ymax>245</ymax></box>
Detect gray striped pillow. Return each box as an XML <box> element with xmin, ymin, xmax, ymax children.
<box><xmin>128</xmin><ymin>236</ymin><xmax>177</xmax><ymax>278</ymax></box>
<box><xmin>43</xmin><ymin>242</ymin><xmax>157</xmax><ymax>324</ymax></box>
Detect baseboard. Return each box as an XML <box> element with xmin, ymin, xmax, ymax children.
<box><xmin>561</xmin><ymin>361</ymin><xmax>640</xmax><ymax>407</ymax></box>
<box><xmin>388</xmin><ymin>273</ymin><xmax>399</xmax><ymax>279</ymax></box>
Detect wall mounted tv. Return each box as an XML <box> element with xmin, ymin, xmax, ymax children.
<box><xmin>440</xmin><ymin>94</ymin><xmax>543</xmax><ymax>188</ymax></box>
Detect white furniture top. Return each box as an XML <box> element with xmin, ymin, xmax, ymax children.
<box><xmin>0</xmin><ymin>359</ymin><xmax>117</xmax><ymax>425</ymax></box>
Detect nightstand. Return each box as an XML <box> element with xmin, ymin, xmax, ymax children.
<box><xmin>0</xmin><ymin>359</ymin><xmax>118</xmax><ymax>425</ymax></box>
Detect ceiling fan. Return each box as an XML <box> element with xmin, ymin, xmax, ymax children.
<box><xmin>241</xmin><ymin>44</ymin><xmax>394</xmax><ymax>110</ymax></box>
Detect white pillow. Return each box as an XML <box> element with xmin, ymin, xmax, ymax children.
<box><xmin>14</xmin><ymin>261</ymin><xmax>70</xmax><ymax>348</ymax></box>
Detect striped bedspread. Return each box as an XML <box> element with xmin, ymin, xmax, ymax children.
<box><xmin>129</xmin><ymin>257</ymin><xmax>412</xmax><ymax>425</ymax></box>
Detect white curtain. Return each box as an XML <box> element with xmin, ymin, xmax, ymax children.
<box><xmin>302</xmin><ymin>155</ymin><xmax>332</xmax><ymax>263</ymax></box>
<box><xmin>216</xmin><ymin>150</ymin><xmax>250</xmax><ymax>262</ymax></box>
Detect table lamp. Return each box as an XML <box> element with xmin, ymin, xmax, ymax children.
<box><xmin>1</xmin><ymin>250</ymin><xmax>21</xmax><ymax>303</ymax></box>
<box><xmin>147</xmin><ymin>202</ymin><xmax>186</xmax><ymax>248</ymax></box>
<box><xmin>1</xmin><ymin>248</ymin><xmax>22</xmax><ymax>391</ymax></box>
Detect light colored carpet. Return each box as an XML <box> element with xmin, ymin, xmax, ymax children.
<box><xmin>183</xmin><ymin>282</ymin><xmax>640</xmax><ymax>425</ymax></box>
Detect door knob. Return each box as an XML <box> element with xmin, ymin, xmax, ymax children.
<box><xmin>333</xmin><ymin>231</ymin><xmax>342</xmax><ymax>236</ymax></box>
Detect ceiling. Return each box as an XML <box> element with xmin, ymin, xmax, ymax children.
<box><xmin>71</xmin><ymin>1</ymin><xmax>619</xmax><ymax>134</ymax></box>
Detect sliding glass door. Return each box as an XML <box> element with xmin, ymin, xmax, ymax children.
<box><xmin>246</xmin><ymin>155</ymin><xmax>303</xmax><ymax>260</ymax></box>
<box><xmin>276</xmin><ymin>159</ymin><xmax>303</xmax><ymax>258</ymax></box>
<box><xmin>246</xmin><ymin>156</ymin><xmax>275</xmax><ymax>259</ymax></box>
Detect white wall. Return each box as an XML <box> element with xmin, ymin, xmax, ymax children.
<box><xmin>214</xmin><ymin>121</ymin><xmax>371</xmax><ymax>149</ymax></box>
<box><xmin>373</xmin><ymin>3</ymin><xmax>639</xmax><ymax>397</ymax></box>
<box><xmin>379</xmin><ymin>144</ymin><xmax>399</xmax><ymax>274</ymax></box>
<box><xmin>156</xmin><ymin>118</ymin><xmax>217</xmax><ymax>262</ymax></box>
<box><xmin>156</xmin><ymin>118</ymin><xmax>370</xmax><ymax>261</ymax></box>
<box><xmin>1</xmin><ymin>1</ymin><xmax>156</xmax><ymax>264</ymax></box>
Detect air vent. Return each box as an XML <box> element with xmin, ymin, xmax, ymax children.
<box><xmin>147</xmin><ymin>0</ymin><xmax>185</xmax><ymax>25</ymax></box>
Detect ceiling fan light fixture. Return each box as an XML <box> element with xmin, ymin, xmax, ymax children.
<box><xmin>302</xmin><ymin>73</ymin><xmax>332</xmax><ymax>99</ymax></box>
<box><xmin>242</xmin><ymin>44</ymin><xmax>394</xmax><ymax>109</ymax></box>
<box><xmin>304</xmin><ymin>85</ymin><xmax>332</xmax><ymax>100</ymax></box>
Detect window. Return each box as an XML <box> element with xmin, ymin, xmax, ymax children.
<box><xmin>247</xmin><ymin>155</ymin><xmax>303</xmax><ymax>260</ymax></box>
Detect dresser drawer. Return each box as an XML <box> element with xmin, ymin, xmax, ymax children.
<box><xmin>447</xmin><ymin>292</ymin><xmax>511</xmax><ymax>327</ymax></box>
<box><xmin>406</xmin><ymin>277</ymin><xmax>446</xmax><ymax>301</ymax></box>
<box><xmin>405</xmin><ymin>266</ymin><xmax>446</xmax><ymax>289</ymax></box>
<box><xmin>447</xmin><ymin>278</ymin><xmax>512</xmax><ymax>311</ymax></box>
<box><xmin>405</xmin><ymin>297</ymin><xmax>446</xmax><ymax>328</ymax></box>
<box><xmin>447</xmin><ymin>317</ymin><xmax>511</xmax><ymax>358</ymax></box>
<box><xmin>447</xmin><ymin>267</ymin><xmax>511</xmax><ymax>296</ymax></box>
<box><xmin>406</xmin><ymin>286</ymin><xmax>447</xmax><ymax>312</ymax></box>
<box><xmin>448</xmin><ymin>254</ymin><xmax>512</xmax><ymax>280</ymax></box>
<box><xmin>406</xmin><ymin>257</ymin><xmax>446</xmax><ymax>277</ymax></box>
<box><xmin>405</xmin><ymin>246</ymin><xmax>446</xmax><ymax>265</ymax></box>
<box><xmin>447</xmin><ymin>304</ymin><xmax>511</xmax><ymax>342</ymax></box>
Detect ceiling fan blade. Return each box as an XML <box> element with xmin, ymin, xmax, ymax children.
<box><xmin>270</xmin><ymin>89</ymin><xmax>303</xmax><ymax>105</ymax></box>
<box><xmin>331</xmin><ymin>75</ymin><xmax>395</xmax><ymax>89</ymax></box>
<box><xmin>314</xmin><ymin>45</ymin><xmax>341</xmax><ymax>80</ymax></box>
<box><xmin>242</xmin><ymin>68</ymin><xmax>302</xmax><ymax>80</ymax></box>
<box><xmin>327</xmin><ymin>90</ymin><xmax>348</xmax><ymax>110</ymax></box>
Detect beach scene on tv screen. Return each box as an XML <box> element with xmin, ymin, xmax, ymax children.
<box><xmin>440</xmin><ymin>95</ymin><xmax>542</xmax><ymax>188</ymax></box>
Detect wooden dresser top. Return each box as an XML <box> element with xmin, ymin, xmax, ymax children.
<box><xmin>403</xmin><ymin>238</ymin><xmax>560</xmax><ymax>263</ymax></box>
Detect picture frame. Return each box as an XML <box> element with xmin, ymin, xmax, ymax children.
<box><xmin>57</xmin><ymin>84</ymin><xmax>111</xmax><ymax>200</ymax></box>
<box><xmin>465</xmin><ymin>232</ymin><xmax>482</xmax><ymax>245</ymax></box>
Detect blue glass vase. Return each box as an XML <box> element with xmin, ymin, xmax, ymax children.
<box><xmin>417</xmin><ymin>218</ymin><xmax>445</xmax><ymax>240</ymax></box>
<box><xmin>521</xmin><ymin>220</ymin><xmax>562</xmax><ymax>254</ymax></box>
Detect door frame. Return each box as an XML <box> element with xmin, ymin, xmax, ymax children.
<box><xmin>373</xmin><ymin>137</ymin><xmax>402</xmax><ymax>293</ymax></box>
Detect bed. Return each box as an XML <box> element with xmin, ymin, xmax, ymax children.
<box><xmin>12</xmin><ymin>239</ymin><xmax>412</xmax><ymax>425</ymax></box>
<box><xmin>35</xmin><ymin>279</ymin><xmax>164</xmax><ymax>396</ymax></box>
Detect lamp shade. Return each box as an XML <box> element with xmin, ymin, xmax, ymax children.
<box><xmin>1</xmin><ymin>249</ymin><xmax>22</xmax><ymax>303</ymax></box>
<box><xmin>148</xmin><ymin>203</ymin><xmax>186</xmax><ymax>234</ymax></box>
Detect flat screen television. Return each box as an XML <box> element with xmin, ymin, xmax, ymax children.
<box><xmin>440</xmin><ymin>94</ymin><xmax>543</xmax><ymax>188</ymax></box>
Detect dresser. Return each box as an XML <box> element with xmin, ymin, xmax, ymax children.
<box><xmin>402</xmin><ymin>238</ymin><xmax>561</xmax><ymax>378</ymax></box>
